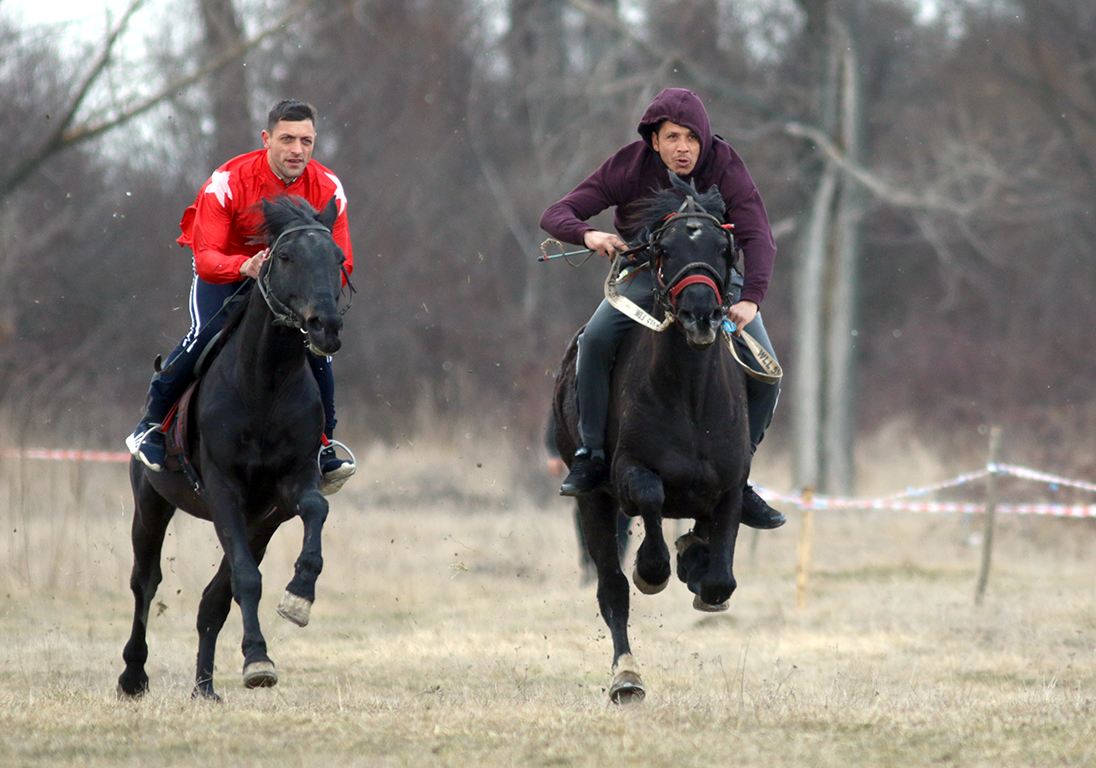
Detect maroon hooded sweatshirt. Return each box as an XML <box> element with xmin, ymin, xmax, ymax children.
<box><xmin>539</xmin><ymin>88</ymin><xmax>777</xmax><ymax>307</ymax></box>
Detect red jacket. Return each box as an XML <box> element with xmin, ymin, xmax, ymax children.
<box><xmin>177</xmin><ymin>149</ymin><xmax>354</xmax><ymax>284</ymax></box>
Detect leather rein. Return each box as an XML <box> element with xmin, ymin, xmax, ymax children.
<box><xmin>603</xmin><ymin>201</ymin><xmax>782</xmax><ymax>384</ymax></box>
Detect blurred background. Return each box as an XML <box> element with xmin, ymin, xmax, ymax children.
<box><xmin>2</xmin><ymin>0</ymin><xmax>1095</xmax><ymax>496</ymax></box>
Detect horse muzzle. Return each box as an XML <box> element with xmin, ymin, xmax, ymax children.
<box><xmin>304</xmin><ymin>313</ymin><xmax>342</xmax><ymax>356</ymax></box>
<box><xmin>676</xmin><ymin>306</ymin><xmax>723</xmax><ymax>350</ymax></box>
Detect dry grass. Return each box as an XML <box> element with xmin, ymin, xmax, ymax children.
<box><xmin>3</xmin><ymin>430</ymin><xmax>1096</xmax><ymax>767</ymax></box>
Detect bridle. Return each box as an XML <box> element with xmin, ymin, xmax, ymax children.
<box><xmin>256</xmin><ymin>222</ymin><xmax>356</xmax><ymax>328</ymax></box>
<box><xmin>647</xmin><ymin>198</ymin><xmax>738</xmax><ymax>320</ymax></box>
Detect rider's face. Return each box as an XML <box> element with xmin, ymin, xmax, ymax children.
<box><xmin>651</xmin><ymin>120</ymin><xmax>701</xmax><ymax>176</ymax></box>
<box><xmin>263</xmin><ymin>120</ymin><xmax>316</xmax><ymax>182</ymax></box>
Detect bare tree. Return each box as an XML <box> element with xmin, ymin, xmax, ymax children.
<box><xmin>200</xmin><ymin>0</ymin><xmax>251</xmax><ymax>163</ymax></box>
<box><xmin>0</xmin><ymin>0</ymin><xmax>317</xmax><ymax>205</ymax></box>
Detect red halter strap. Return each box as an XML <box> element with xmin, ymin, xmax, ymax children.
<box><xmin>669</xmin><ymin>273</ymin><xmax>722</xmax><ymax>304</ymax></box>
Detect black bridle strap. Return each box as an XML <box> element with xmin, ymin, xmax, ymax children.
<box><xmin>256</xmin><ymin>222</ymin><xmax>335</xmax><ymax>328</ymax></box>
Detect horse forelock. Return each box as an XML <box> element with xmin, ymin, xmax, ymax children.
<box><xmin>258</xmin><ymin>195</ymin><xmax>322</xmax><ymax>244</ymax></box>
<box><xmin>629</xmin><ymin>178</ymin><xmax>725</xmax><ymax>236</ymax></box>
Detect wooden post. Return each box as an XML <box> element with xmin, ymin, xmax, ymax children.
<box><xmin>796</xmin><ymin>487</ymin><xmax>815</xmax><ymax>611</ymax></box>
<box><xmin>974</xmin><ymin>427</ymin><xmax>1002</xmax><ymax>606</ymax></box>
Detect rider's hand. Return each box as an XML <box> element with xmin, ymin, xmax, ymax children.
<box><xmin>239</xmin><ymin>249</ymin><xmax>267</xmax><ymax>280</ymax></box>
<box><xmin>583</xmin><ymin>230</ymin><xmax>627</xmax><ymax>259</ymax></box>
<box><xmin>726</xmin><ymin>300</ymin><xmax>758</xmax><ymax>335</ymax></box>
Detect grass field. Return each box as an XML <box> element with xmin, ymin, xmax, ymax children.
<box><xmin>3</xmin><ymin>435</ymin><xmax>1096</xmax><ymax>767</ymax></box>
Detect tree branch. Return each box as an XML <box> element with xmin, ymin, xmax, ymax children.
<box><xmin>1</xmin><ymin>0</ymin><xmax>319</xmax><ymax>203</ymax></box>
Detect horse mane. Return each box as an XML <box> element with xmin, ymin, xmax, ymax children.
<box><xmin>201</xmin><ymin>195</ymin><xmax>323</xmax><ymax>371</ymax></box>
<box><xmin>254</xmin><ymin>194</ymin><xmax>321</xmax><ymax>246</ymax></box>
<box><xmin>627</xmin><ymin>173</ymin><xmax>725</xmax><ymax>237</ymax></box>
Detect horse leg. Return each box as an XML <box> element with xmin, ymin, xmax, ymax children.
<box><xmin>694</xmin><ymin>493</ymin><xmax>740</xmax><ymax>612</ymax></box>
<box><xmin>618</xmin><ymin>463</ymin><xmax>670</xmax><ymax>595</ymax></box>
<box><xmin>193</xmin><ymin>525</ymin><xmax>278</xmax><ymax>699</ymax></box>
<box><xmin>277</xmin><ymin>489</ymin><xmax>329</xmax><ymax>627</ymax></box>
<box><xmin>579</xmin><ymin>493</ymin><xmax>645</xmax><ymax>703</ymax></box>
<box><xmin>117</xmin><ymin>473</ymin><xmax>175</xmax><ymax>698</ymax></box>
<box><xmin>193</xmin><ymin>556</ymin><xmax>232</xmax><ymax>700</ymax></box>
<box><xmin>206</xmin><ymin>487</ymin><xmax>275</xmax><ymax>690</ymax></box>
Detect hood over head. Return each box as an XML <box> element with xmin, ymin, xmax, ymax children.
<box><xmin>637</xmin><ymin>88</ymin><xmax>714</xmax><ymax>165</ymax></box>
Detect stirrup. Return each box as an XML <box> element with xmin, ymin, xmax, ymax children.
<box><xmin>318</xmin><ymin>439</ymin><xmax>356</xmax><ymax>496</ymax></box>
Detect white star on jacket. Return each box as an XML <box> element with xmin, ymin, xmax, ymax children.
<box><xmin>327</xmin><ymin>173</ymin><xmax>348</xmax><ymax>215</ymax></box>
<box><xmin>205</xmin><ymin>171</ymin><xmax>232</xmax><ymax>207</ymax></box>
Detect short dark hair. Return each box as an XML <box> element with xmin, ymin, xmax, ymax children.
<box><xmin>267</xmin><ymin>100</ymin><xmax>317</xmax><ymax>132</ymax></box>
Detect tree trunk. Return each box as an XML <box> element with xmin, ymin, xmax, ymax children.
<box><xmin>200</xmin><ymin>0</ymin><xmax>251</xmax><ymax>164</ymax></box>
<box><xmin>793</xmin><ymin>1</ymin><xmax>864</xmax><ymax>495</ymax></box>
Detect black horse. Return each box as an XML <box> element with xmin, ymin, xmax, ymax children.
<box><xmin>553</xmin><ymin>180</ymin><xmax>750</xmax><ymax>703</ymax></box>
<box><xmin>117</xmin><ymin>195</ymin><xmax>346</xmax><ymax>700</ymax></box>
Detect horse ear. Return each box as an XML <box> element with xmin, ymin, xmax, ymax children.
<box><xmin>318</xmin><ymin>196</ymin><xmax>339</xmax><ymax>232</ymax></box>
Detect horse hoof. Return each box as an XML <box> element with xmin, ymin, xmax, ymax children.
<box><xmin>191</xmin><ymin>686</ymin><xmax>222</xmax><ymax>703</ymax></box>
<box><xmin>692</xmin><ymin>594</ymin><xmax>729</xmax><ymax>612</ymax></box>
<box><xmin>277</xmin><ymin>591</ymin><xmax>312</xmax><ymax>627</ymax></box>
<box><xmin>242</xmin><ymin>661</ymin><xmax>278</xmax><ymax>689</ymax></box>
<box><xmin>632</xmin><ymin>566</ymin><xmax>668</xmax><ymax>595</ymax></box>
<box><xmin>115</xmin><ymin>682</ymin><xmax>146</xmax><ymax>700</ymax></box>
<box><xmin>674</xmin><ymin>530</ymin><xmax>706</xmax><ymax>556</ymax></box>
<box><xmin>609</xmin><ymin>670</ymin><xmax>646</xmax><ymax>704</ymax></box>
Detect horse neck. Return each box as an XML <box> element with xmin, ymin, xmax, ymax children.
<box><xmin>646</xmin><ymin>328</ymin><xmax>730</xmax><ymax>404</ymax></box>
<box><xmin>231</xmin><ymin>290</ymin><xmax>309</xmax><ymax>392</ymax></box>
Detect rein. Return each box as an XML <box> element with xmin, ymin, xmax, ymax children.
<box><xmin>603</xmin><ymin>201</ymin><xmax>782</xmax><ymax>383</ymax></box>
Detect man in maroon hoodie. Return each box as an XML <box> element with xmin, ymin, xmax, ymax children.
<box><xmin>540</xmin><ymin>87</ymin><xmax>784</xmax><ymax>529</ymax></box>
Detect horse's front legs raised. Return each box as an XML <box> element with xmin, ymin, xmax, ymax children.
<box><xmin>578</xmin><ymin>491</ymin><xmax>645</xmax><ymax>703</ymax></box>
<box><xmin>618</xmin><ymin>463</ymin><xmax>670</xmax><ymax>595</ymax></box>
<box><xmin>685</xmin><ymin>493</ymin><xmax>740</xmax><ymax>611</ymax></box>
<box><xmin>277</xmin><ymin>489</ymin><xmax>328</xmax><ymax>627</ymax></box>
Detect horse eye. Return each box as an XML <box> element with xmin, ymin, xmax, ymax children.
<box><xmin>278</xmin><ymin>250</ymin><xmax>291</xmax><ymax>262</ymax></box>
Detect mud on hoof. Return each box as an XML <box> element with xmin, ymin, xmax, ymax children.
<box><xmin>632</xmin><ymin>566</ymin><xmax>669</xmax><ymax>595</ymax></box>
<box><xmin>609</xmin><ymin>653</ymin><xmax>646</xmax><ymax>704</ymax></box>
<box><xmin>277</xmin><ymin>591</ymin><xmax>312</xmax><ymax>627</ymax></box>
<box><xmin>242</xmin><ymin>660</ymin><xmax>278</xmax><ymax>689</ymax></box>
<box><xmin>692</xmin><ymin>594</ymin><xmax>729</xmax><ymax>612</ymax></box>
<box><xmin>610</xmin><ymin>671</ymin><xmax>646</xmax><ymax>703</ymax></box>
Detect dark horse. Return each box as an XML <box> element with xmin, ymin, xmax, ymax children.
<box><xmin>553</xmin><ymin>179</ymin><xmax>750</xmax><ymax>703</ymax></box>
<box><xmin>117</xmin><ymin>195</ymin><xmax>346</xmax><ymax>700</ymax></box>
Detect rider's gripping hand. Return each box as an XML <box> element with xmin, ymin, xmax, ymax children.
<box><xmin>583</xmin><ymin>230</ymin><xmax>627</xmax><ymax>259</ymax></box>
<box><xmin>240</xmin><ymin>249</ymin><xmax>268</xmax><ymax>280</ymax></box>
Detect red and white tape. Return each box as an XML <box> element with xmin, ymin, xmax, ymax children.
<box><xmin>4</xmin><ymin>448</ymin><xmax>1096</xmax><ymax>518</ymax></box>
<box><xmin>758</xmin><ymin>462</ymin><xmax>1096</xmax><ymax>519</ymax></box>
<box><xmin>1</xmin><ymin>448</ymin><xmax>130</xmax><ymax>463</ymax></box>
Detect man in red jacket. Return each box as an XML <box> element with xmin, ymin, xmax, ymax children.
<box><xmin>540</xmin><ymin>87</ymin><xmax>783</xmax><ymax>529</ymax></box>
<box><xmin>126</xmin><ymin>99</ymin><xmax>355</xmax><ymax>489</ymax></box>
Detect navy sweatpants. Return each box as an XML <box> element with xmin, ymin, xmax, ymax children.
<box><xmin>143</xmin><ymin>269</ymin><xmax>337</xmax><ymax>438</ymax></box>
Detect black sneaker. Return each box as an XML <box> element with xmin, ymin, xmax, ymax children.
<box><xmin>126</xmin><ymin>419</ymin><xmax>165</xmax><ymax>472</ymax></box>
<box><xmin>320</xmin><ymin>445</ymin><xmax>355</xmax><ymax>480</ymax></box>
<box><xmin>318</xmin><ymin>444</ymin><xmax>355</xmax><ymax>495</ymax></box>
<box><xmin>741</xmin><ymin>484</ymin><xmax>786</xmax><ymax>529</ymax></box>
<box><xmin>560</xmin><ymin>448</ymin><xmax>610</xmax><ymax>496</ymax></box>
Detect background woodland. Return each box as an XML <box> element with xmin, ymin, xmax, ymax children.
<box><xmin>3</xmin><ymin>0</ymin><xmax>1095</xmax><ymax>493</ymax></box>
